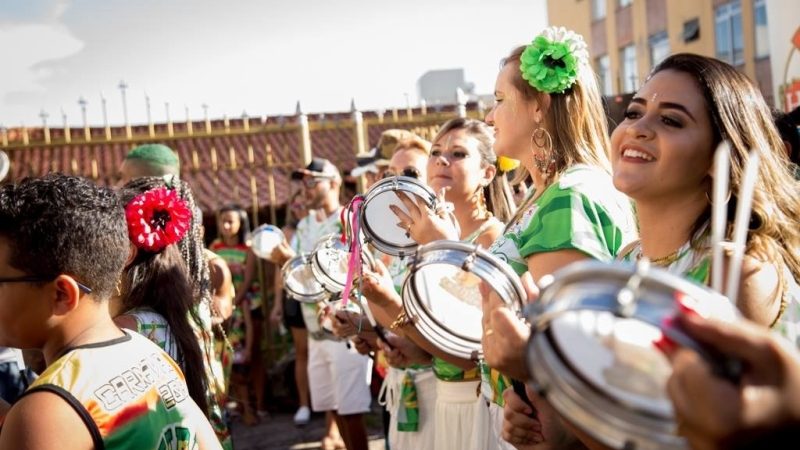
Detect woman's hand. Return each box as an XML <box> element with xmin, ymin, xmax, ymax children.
<box><xmin>665</xmin><ymin>312</ymin><xmax>800</xmax><ymax>449</ymax></box>
<box><xmin>389</xmin><ymin>188</ymin><xmax>459</xmax><ymax>244</ymax></box>
<box><xmin>360</xmin><ymin>259</ymin><xmax>402</xmax><ymax>309</ymax></box>
<box><xmin>502</xmin><ymin>388</ymin><xmax>544</xmax><ymax>449</ymax></box>
<box><xmin>480</xmin><ymin>275</ymin><xmax>538</xmax><ymax>381</ymax></box>
<box><xmin>377</xmin><ymin>332</ymin><xmax>433</xmax><ymax>368</ymax></box>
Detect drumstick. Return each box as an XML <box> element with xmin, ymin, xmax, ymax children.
<box><xmin>710</xmin><ymin>142</ymin><xmax>730</xmax><ymax>294</ymax></box>
<box><xmin>724</xmin><ymin>151</ymin><xmax>760</xmax><ymax>304</ymax></box>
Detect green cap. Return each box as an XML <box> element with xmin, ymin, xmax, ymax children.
<box><xmin>125</xmin><ymin>144</ymin><xmax>180</xmax><ymax>168</ymax></box>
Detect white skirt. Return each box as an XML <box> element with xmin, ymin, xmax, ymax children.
<box><xmin>433</xmin><ymin>378</ymin><xmax>481</xmax><ymax>450</ymax></box>
<box><xmin>472</xmin><ymin>394</ymin><xmax>516</xmax><ymax>450</ymax></box>
<box><xmin>381</xmin><ymin>367</ymin><xmax>437</xmax><ymax>450</ymax></box>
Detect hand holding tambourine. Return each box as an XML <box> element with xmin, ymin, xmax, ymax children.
<box><xmin>389</xmin><ymin>187</ymin><xmax>460</xmax><ymax>245</ymax></box>
<box><xmin>480</xmin><ymin>273</ymin><xmax>539</xmax><ymax>381</ymax></box>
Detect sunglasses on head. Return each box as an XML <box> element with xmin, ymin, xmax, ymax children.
<box><xmin>382</xmin><ymin>167</ymin><xmax>421</xmax><ymax>179</ymax></box>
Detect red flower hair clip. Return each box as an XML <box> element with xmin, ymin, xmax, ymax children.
<box><xmin>125</xmin><ymin>187</ymin><xmax>192</xmax><ymax>252</ymax></box>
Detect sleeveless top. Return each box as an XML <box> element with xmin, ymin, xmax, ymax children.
<box><xmin>209</xmin><ymin>241</ymin><xmax>261</xmax><ymax>311</ymax></box>
<box><xmin>22</xmin><ymin>330</ymin><xmax>211</xmax><ymax>450</ymax></box>
<box><xmin>620</xmin><ymin>226</ymin><xmax>800</xmax><ymax>350</ymax></box>
<box><xmin>128</xmin><ymin>308</ymin><xmax>181</xmax><ymax>365</ymax></box>
<box><xmin>484</xmin><ymin>164</ymin><xmax>638</xmax><ymax>405</ymax></box>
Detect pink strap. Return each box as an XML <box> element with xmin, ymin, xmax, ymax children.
<box><xmin>341</xmin><ymin>196</ymin><xmax>364</xmax><ymax>306</ymax></box>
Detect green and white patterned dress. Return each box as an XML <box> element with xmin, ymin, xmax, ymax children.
<box><xmin>483</xmin><ymin>163</ymin><xmax>638</xmax><ymax>406</ymax></box>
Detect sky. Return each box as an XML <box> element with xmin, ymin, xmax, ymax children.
<box><xmin>0</xmin><ymin>0</ymin><xmax>548</xmax><ymax>128</ymax></box>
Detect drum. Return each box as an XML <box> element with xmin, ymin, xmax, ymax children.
<box><xmin>525</xmin><ymin>260</ymin><xmax>739</xmax><ymax>450</ymax></box>
<box><xmin>281</xmin><ymin>253</ymin><xmax>327</xmax><ymax>304</ymax></box>
<box><xmin>251</xmin><ymin>224</ymin><xmax>285</xmax><ymax>260</ymax></box>
<box><xmin>360</xmin><ymin>175</ymin><xmax>438</xmax><ymax>257</ymax></box>
<box><xmin>310</xmin><ymin>233</ymin><xmax>376</xmax><ymax>295</ymax></box>
<box><xmin>401</xmin><ymin>240</ymin><xmax>526</xmax><ymax>361</ymax></box>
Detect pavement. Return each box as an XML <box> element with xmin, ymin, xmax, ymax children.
<box><xmin>230</xmin><ymin>408</ymin><xmax>386</xmax><ymax>450</ymax></box>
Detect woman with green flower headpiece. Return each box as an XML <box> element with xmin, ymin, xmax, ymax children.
<box><xmin>478</xmin><ymin>26</ymin><xmax>638</xmax><ymax>449</ymax></box>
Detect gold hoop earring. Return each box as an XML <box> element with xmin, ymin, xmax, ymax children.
<box><xmin>531</xmin><ymin>126</ymin><xmax>555</xmax><ymax>179</ymax></box>
<box><xmin>705</xmin><ymin>188</ymin><xmax>732</xmax><ymax>206</ymax></box>
<box><xmin>476</xmin><ymin>185</ymin><xmax>492</xmax><ymax>220</ymax></box>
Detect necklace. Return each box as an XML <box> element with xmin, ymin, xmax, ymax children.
<box><xmin>637</xmin><ymin>245</ymin><xmax>682</xmax><ymax>267</ymax></box>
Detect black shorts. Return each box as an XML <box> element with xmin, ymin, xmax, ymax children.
<box><xmin>282</xmin><ymin>293</ymin><xmax>306</xmax><ymax>330</ymax></box>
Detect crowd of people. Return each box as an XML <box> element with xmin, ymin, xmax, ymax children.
<box><xmin>0</xmin><ymin>25</ymin><xmax>799</xmax><ymax>450</ymax></box>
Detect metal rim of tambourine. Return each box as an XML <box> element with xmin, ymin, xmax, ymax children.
<box><xmin>310</xmin><ymin>233</ymin><xmax>376</xmax><ymax>295</ymax></box>
<box><xmin>250</xmin><ymin>224</ymin><xmax>285</xmax><ymax>260</ymax></box>
<box><xmin>359</xmin><ymin>175</ymin><xmax>438</xmax><ymax>258</ymax></box>
<box><xmin>0</xmin><ymin>151</ymin><xmax>9</xmax><ymax>182</ymax></box>
<box><xmin>401</xmin><ymin>240</ymin><xmax>527</xmax><ymax>361</ymax></box>
<box><xmin>525</xmin><ymin>259</ymin><xmax>734</xmax><ymax>450</ymax></box>
<box><xmin>281</xmin><ymin>253</ymin><xmax>328</xmax><ymax>304</ymax></box>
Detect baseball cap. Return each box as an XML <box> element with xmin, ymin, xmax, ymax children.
<box><xmin>291</xmin><ymin>157</ymin><xmax>341</xmax><ymax>180</ymax></box>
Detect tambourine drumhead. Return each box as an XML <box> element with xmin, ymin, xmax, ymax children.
<box><xmin>526</xmin><ymin>260</ymin><xmax>737</xmax><ymax>450</ymax></box>
<box><xmin>310</xmin><ymin>233</ymin><xmax>376</xmax><ymax>295</ymax></box>
<box><xmin>281</xmin><ymin>254</ymin><xmax>326</xmax><ymax>304</ymax></box>
<box><xmin>360</xmin><ymin>176</ymin><xmax>437</xmax><ymax>257</ymax></box>
<box><xmin>251</xmin><ymin>224</ymin><xmax>284</xmax><ymax>260</ymax></box>
<box><xmin>402</xmin><ymin>240</ymin><xmax>526</xmax><ymax>361</ymax></box>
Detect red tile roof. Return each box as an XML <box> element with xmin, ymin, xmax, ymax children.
<box><xmin>1</xmin><ymin>104</ymin><xmax>483</xmax><ymax>214</ymax></box>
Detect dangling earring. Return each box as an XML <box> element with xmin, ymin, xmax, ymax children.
<box><xmin>531</xmin><ymin>126</ymin><xmax>555</xmax><ymax>180</ymax></box>
<box><xmin>115</xmin><ymin>279</ymin><xmax>122</xmax><ymax>297</ymax></box>
<box><xmin>476</xmin><ymin>185</ymin><xmax>492</xmax><ymax>220</ymax></box>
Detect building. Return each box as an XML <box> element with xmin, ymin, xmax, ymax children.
<box><xmin>547</xmin><ymin>0</ymin><xmax>800</xmax><ymax>108</ymax></box>
<box><xmin>417</xmin><ymin>69</ymin><xmax>475</xmax><ymax>105</ymax></box>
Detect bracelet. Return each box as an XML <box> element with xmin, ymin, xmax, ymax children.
<box><xmin>389</xmin><ymin>309</ymin><xmax>411</xmax><ymax>330</ymax></box>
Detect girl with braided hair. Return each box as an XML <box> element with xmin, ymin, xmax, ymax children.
<box><xmin>116</xmin><ymin>176</ymin><xmax>232</xmax><ymax>449</ymax></box>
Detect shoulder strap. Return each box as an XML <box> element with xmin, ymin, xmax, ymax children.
<box><xmin>19</xmin><ymin>384</ymin><xmax>105</xmax><ymax>450</ymax></box>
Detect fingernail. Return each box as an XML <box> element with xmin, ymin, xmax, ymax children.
<box><xmin>653</xmin><ymin>333</ymin><xmax>678</xmax><ymax>354</ymax></box>
<box><xmin>675</xmin><ymin>292</ymin><xmax>700</xmax><ymax>317</ymax></box>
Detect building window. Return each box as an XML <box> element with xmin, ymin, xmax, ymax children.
<box><xmin>649</xmin><ymin>32</ymin><xmax>670</xmax><ymax>68</ymax></box>
<box><xmin>620</xmin><ymin>45</ymin><xmax>638</xmax><ymax>93</ymax></box>
<box><xmin>754</xmin><ymin>0</ymin><xmax>769</xmax><ymax>58</ymax></box>
<box><xmin>618</xmin><ymin>0</ymin><xmax>632</xmax><ymax>7</ymax></box>
<box><xmin>591</xmin><ymin>0</ymin><xmax>606</xmax><ymax>20</ymax></box>
<box><xmin>596</xmin><ymin>55</ymin><xmax>612</xmax><ymax>96</ymax></box>
<box><xmin>715</xmin><ymin>1</ymin><xmax>744</xmax><ymax>66</ymax></box>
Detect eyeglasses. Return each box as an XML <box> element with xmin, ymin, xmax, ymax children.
<box><xmin>0</xmin><ymin>275</ymin><xmax>92</xmax><ymax>294</ymax></box>
<box><xmin>383</xmin><ymin>167</ymin><xmax>421</xmax><ymax>180</ymax></box>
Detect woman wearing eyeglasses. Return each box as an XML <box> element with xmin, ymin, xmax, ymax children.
<box><xmin>354</xmin><ymin>118</ymin><xmax>516</xmax><ymax>450</ymax></box>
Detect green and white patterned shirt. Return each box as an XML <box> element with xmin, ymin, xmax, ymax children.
<box><xmin>483</xmin><ymin>164</ymin><xmax>638</xmax><ymax>405</ymax></box>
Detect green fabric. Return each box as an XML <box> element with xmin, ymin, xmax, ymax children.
<box><xmin>484</xmin><ymin>164</ymin><xmax>637</xmax><ymax>406</ymax></box>
<box><xmin>432</xmin><ymin>357</ymin><xmax>479</xmax><ymax>381</ymax></box>
<box><xmin>396</xmin><ymin>371</ymin><xmax>419</xmax><ymax>432</ymax></box>
<box><xmin>126</xmin><ymin>144</ymin><xmax>180</xmax><ymax>168</ymax></box>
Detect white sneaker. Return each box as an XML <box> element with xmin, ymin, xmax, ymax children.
<box><xmin>293</xmin><ymin>406</ymin><xmax>311</xmax><ymax>426</ymax></box>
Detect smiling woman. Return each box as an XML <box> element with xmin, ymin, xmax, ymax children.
<box><xmin>611</xmin><ymin>53</ymin><xmax>800</xmax><ymax>334</ymax></box>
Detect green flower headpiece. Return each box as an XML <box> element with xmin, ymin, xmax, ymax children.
<box><xmin>520</xmin><ymin>27</ymin><xmax>589</xmax><ymax>94</ymax></box>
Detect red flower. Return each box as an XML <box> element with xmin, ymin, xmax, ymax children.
<box><xmin>125</xmin><ymin>187</ymin><xmax>192</xmax><ymax>252</ymax></box>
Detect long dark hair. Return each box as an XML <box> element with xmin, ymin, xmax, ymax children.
<box><xmin>120</xmin><ymin>181</ymin><xmax>209</xmax><ymax>416</ymax></box>
<box><xmin>651</xmin><ymin>54</ymin><xmax>800</xmax><ymax>282</ymax></box>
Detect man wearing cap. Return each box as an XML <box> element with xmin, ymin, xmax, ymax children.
<box><xmin>275</xmin><ymin>158</ymin><xmax>372</xmax><ymax>450</ymax></box>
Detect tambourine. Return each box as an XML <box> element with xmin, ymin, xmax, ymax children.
<box><xmin>281</xmin><ymin>253</ymin><xmax>327</xmax><ymax>304</ymax></box>
<box><xmin>401</xmin><ymin>240</ymin><xmax>526</xmax><ymax>361</ymax></box>
<box><xmin>318</xmin><ymin>294</ymin><xmax>365</xmax><ymax>337</ymax></box>
<box><xmin>526</xmin><ymin>260</ymin><xmax>740</xmax><ymax>450</ymax></box>
<box><xmin>310</xmin><ymin>233</ymin><xmax>376</xmax><ymax>295</ymax></box>
<box><xmin>360</xmin><ymin>176</ymin><xmax>438</xmax><ymax>257</ymax></box>
<box><xmin>251</xmin><ymin>224</ymin><xmax>285</xmax><ymax>260</ymax></box>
